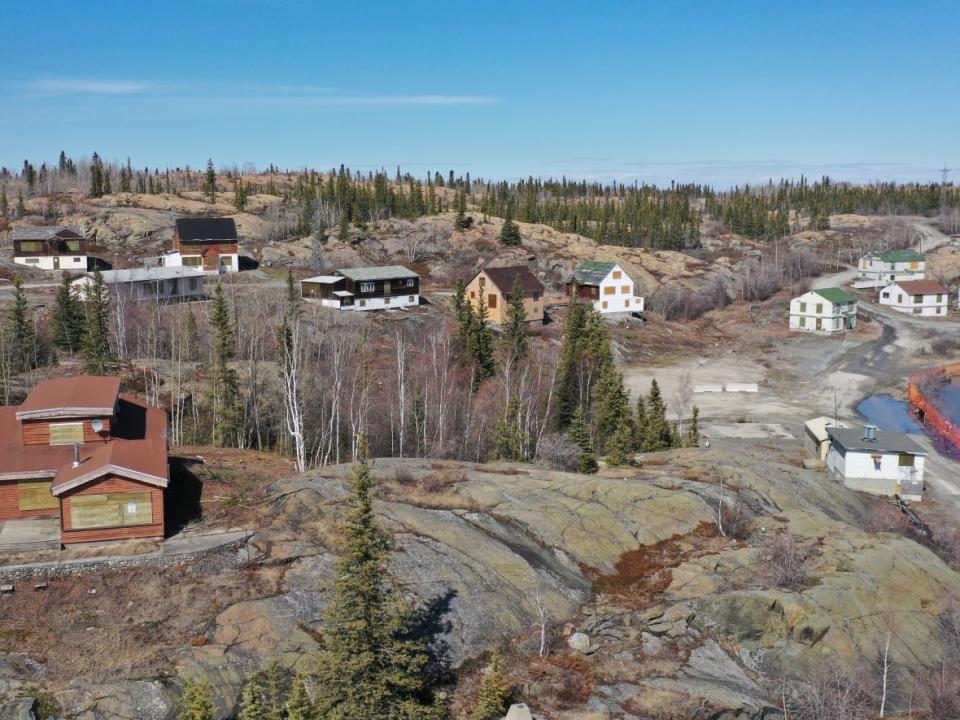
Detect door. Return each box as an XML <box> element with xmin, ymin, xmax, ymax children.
<box><xmin>53</xmin><ymin>256</ymin><xmax>60</xmax><ymax>270</ymax></box>
<box><xmin>384</xmin><ymin>280</ymin><xmax>391</xmax><ymax>295</ymax></box>
<box><xmin>816</xmin><ymin>318</ymin><xmax>822</xmax><ymax>330</ymax></box>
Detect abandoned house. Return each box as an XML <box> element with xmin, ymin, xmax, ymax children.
<box><xmin>878</xmin><ymin>279</ymin><xmax>951</xmax><ymax>317</ymax></box>
<box><xmin>803</xmin><ymin>416</ymin><xmax>850</xmax><ymax>463</ymax></box>
<box><xmin>71</xmin><ymin>266</ymin><xmax>206</xmax><ymax>302</ymax></box>
<box><xmin>566</xmin><ymin>261</ymin><xmax>643</xmax><ymax>314</ymax></box>
<box><xmin>11</xmin><ymin>225</ymin><xmax>89</xmax><ymax>271</ymax></box>
<box><xmin>855</xmin><ymin>249</ymin><xmax>925</xmax><ymax>288</ymax></box>
<box><xmin>161</xmin><ymin>217</ymin><xmax>240</xmax><ymax>273</ymax></box>
<box><xmin>826</xmin><ymin>424</ymin><xmax>926</xmax><ymax>501</ymax></box>
<box><xmin>789</xmin><ymin>287</ymin><xmax>858</xmax><ymax>333</ymax></box>
<box><xmin>0</xmin><ymin>376</ymin><xmax>169</xmax><ymax>545</ymax></box>
<box><xmin>464</xmin><ymin>265</ymin><xmax>545</xmax><ymax>324</ymax></box>
<box><xmin>300</xmin><ymin>265</ymin><xmax>420</xmax><ymax>311</ymax></box>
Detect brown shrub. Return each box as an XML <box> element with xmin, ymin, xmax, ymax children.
<box><xmin>763</xmin><ymin>532</ymin><xmax>812</xmax><ymax>589</ymax></box>
<box><xmin>420</xmin><ymin>470</ymin><xmax>467</xmax><ymax>493</ymax></box>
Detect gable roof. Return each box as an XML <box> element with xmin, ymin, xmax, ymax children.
<box><xmin>11</xmin><ymin>226</ymin><xmax>84</xmax><ymax>241</ymax></box>
<box><xmin>812</xmin><ymin>287</ymin><xmax>857</xmax><ymax>305</ymax></box>
<box><xmin>334</xmin><ymin>265</ymin><xmax>419</xmax><ymax>282</ymax></box>
<box><xmin>477</xmin><ymin>265</ymin><xmax>544</xmax><ymax>294</ymax></box>
<box><xmin>875</xmin><ymin>249</ymin><xmax>924</xmax><ymax>263</ymax></box>
<box><xmin>174</xmin><ymin>217</ymin><xmax>238</xmax><ymax>241</ymax></box>
<box><xmin>571</xmin><ymin>261</ymin><xmax>618</xmax><ymax>285</ymax></box>
<box><xmin>16</xmin><ymin>376</ymin><xmax>121</xmax><ymax>421</ymax></box>
<box><xmin>890</xmin><ymin>279</ymin><xmax>950</xmax><ymax>295</ymax></box>
<box><xmin>51</xmin><ymin>435</ymin><xmax>169</xmax><ymax>495</ymax></box>
<box><xmin>827</xmin><ymin>426</ymin><xmax>926</xmax><ymax>455</ymax></box>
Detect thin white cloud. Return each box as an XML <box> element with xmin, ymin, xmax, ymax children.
<box><xmin>24</xmin><ymin>78</ymin><xmax>151</xmax><ymax>95</ymax></box>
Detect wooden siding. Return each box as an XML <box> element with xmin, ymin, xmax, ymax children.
<box><xmin>60</xmin><ymin>474</ymin><xmax>165</xmax><ymax>544</ymax></box>
<box><xmin>173</xmin><ymin>240</ymin><xmax>239</xmax><ymax>254</ymax></box>
<box><xmin>21</xmin><ymin>417</ymin><xmax>111</xmax><ymax>445</ymax></box>
<box><xmin>466</xmin><ymin>271</ymin><xmax>544</xmax><ymax>324</ymax></box>
<box><xmin>0</xmin><ymin>478</ymin><xmax>59</xmax><ymax>521</ymax></box>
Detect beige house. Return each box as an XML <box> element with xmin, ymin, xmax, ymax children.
<box><xmin>464</xmin><ymin>265</ymin><xmax>545</xmax><ymax>324</ymax></box>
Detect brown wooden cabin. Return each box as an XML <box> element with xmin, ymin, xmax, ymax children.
<box><xmin>171</xmin><ymin>217</ymin><xmax>239</xmax><ymax>271</ymax></box>
<box><xmin>464</xmin><ymin>265</ymin><xmax>545</xmax><ymax>324</ymax></box>
<box><xmin>0</xmin><ymin>376</ymin><xmax>169</xmax><ymax>546</ymax></box>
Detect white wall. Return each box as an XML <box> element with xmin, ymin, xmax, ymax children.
<box><xmin>314</xmin><ymin>293</ymin><xmax>420</xmax><ymax>311</ymax></box>
<box><xmin>15</xmin><ymin>255</ymin><xmax>87</xmax><ymax>271</ymax></box>
<box><xmin>879</xmin><ymin>286</ymin><xmax>949</xmax><ymax>316</ymax></box>
<box><xmin>857</xmin><ymin>258</ymin><xmax>925</xmax><ymax>287</ymax></box>
<box><xmin>594</xmin><ymin>266</ymin><xmax>640</xmax><ymax>314</ymax></box>
<box><xmin>161</xmin><ymin>251</ymin><xmax>239</xmax><ymax>274</ymax></box>
<box><xmin>788</xmin><ymin>292</ymin><xmax>856</xmax><ymax>333</ymax></box>
<box><xmin>827</xmin><ymin>446</ymin><xmax>925</xmax><ymax>500</ymax></box>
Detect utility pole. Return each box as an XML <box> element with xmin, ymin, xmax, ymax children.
<box><xmin>940</xmin><ymin>166</ymin><xmax>951</xmax><ymax>230</ymax></box>
<box><xmin>827</xmin><ymin>386</ymin><xmax>840</xmax><ymax>426</ymax></box>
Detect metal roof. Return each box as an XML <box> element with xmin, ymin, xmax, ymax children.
<box><xmin>803</xmin><ymin>416</ymin><xmax>849</xmax><ymax>443</ymax></box>
<box><xmin>79</xmin><ymin>267</ymin><xmax>206</xmax><ymax>284</ymax></box>
<box><xmin>301</xmin><ymin>275</ymin><xmax>344</xmax><ymax>284</ymax></box>
<box><xmin>10</xmin><ymin>225</ymin><xmax>84</xmax><ymax>240</ymax></box>
<box><xmin>872</xmin><ymin>249</ymin><xmax>924</xmax><ymax>263</ymax></box>
<box><xmin>812</xmin><ymin>287</ymin><xmax>857</xmax><ymax>304</ymax></box>
<box><xmin>174</xmin><ymin>217</ymin><xmax>237</xmax><ymax>241</ymax></box>
<box><xmin>827</xmin><ymin>426</ymin><xmax>926</xmax><ymax>455</ymax></box>
<box><xmin>571</xmin><ymin>261</ymin><xmax>618</xmax><ymax>285</ymax></box>
<box><xmin>887</xmin><ymin>279</ymin><xmax>949</xmax><ymax>295</ymax></box>
<box><xmin>335</xmin><ymin>265</ymin><xmax>419</xmax><ymax>281</ymax></box>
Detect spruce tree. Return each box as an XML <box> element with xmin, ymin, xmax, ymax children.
<box><xmin>592</xmin><ymin>360</ymin><xmax>631</xmax><ymax>453</ymax></box>
<box><xmin>16</xmin><ymin>191</ymin><xmax>26</xmax><ymax>217</ymax></box>
<box><xmin>498</xmin><ymin>203</ymin><xmax>522</xmax><ymax>246</ymax></box>
<box><xmin>263</xmin><ymin>659</ymin><xmax>289</xmax><ymax>720</ymax></box>
<box><xmin>209</xmin><ymin>283</ymin><xmax>241</xmax><ymax>447</ymax></box>
<box><xmin>51</xmin><ymin>272</ymin><xmax>86</xmax><ymax>353</ymax></box>
<box><xmin>491</xmin><ymin>395</ymin><xmax>526</xmax><ymax>462</ymax></box>
<box><xmin>234</xmin><ymin>178</ymin><xmax>248</xmax><ymax>210</ymax></box>
<box><xmin>605</xmin><ymin>420</ymin><xmax>635</xmax><ymax>467</ymax></box>
<box><xmin>286</xmin><ymin>676</ymin><xmax>314</xmax><ymax>720</ymax></box>
<box><xmin>7</xmin><ymin>276</ymin><xmax>38</xmax><ymax>373</ymax></box>
<box><xmin>204</xmin><ymin>159</ymin><xmax>216</xmax><ymax>203</ymax></box>
<box><xmin>686</xmin><ymin>405</ymin><xmax>701</xmax><ymax>448</ymax></box>
<box><xmin>467</xmin><ymin>294</ymin><xmax>495</xmax><ymax>390</ymax></box>
<box><xmin>451</xmin><ymin>279</ymin><xmax>472</xmax><ymax>344</ymax></box>
<box><xmin>643</xmin><ymin>379</ymin><xmax>673</xmax><ymax>451</ymax></box>
<box><xmin>634</xmin><ymin>392</ymin><xmax>649</xmax><ymax>450</ymax></box>
<box><xmin>102</xmin><ymin>167</ymin><xmax>112</xmax><ymax>195</ymax></box>
<box><xmin>568</xmin><ymin>405</ymin><xmax>597</xmax><ymax>474</ymax></box>
<box><xmin>313</xmin><ymin>437</ymin><xmax>445</xmax><ymax>720</ymax></box>
<box><xmin>178</xmin><ymin>677</ymin><xmax>216</xmax><ymax>720</ymax></box>
<box><xmin>0</xmin><ymin>185</ymin><xmax>7</xmax><ymax>218</ymax></box>
<box><xmin>553</xmin><ymin>298</ymin><xmax>591</xmax><ymax>430</ymax></box>
<box><xmin>471</xmin><ymin>648</ymin><xmax>509</xmax><ymax>720</ymax></box>
<box><xmin>499</xmin><ymin>278</ymin><xmax>529</xmax><ymax>361</ymax></box>
<box><xmin>81</xmin><ymin>267</ymin><xmax>113</xmax><ymax>374</ymax></box>
<box><xmin>237</xmin><ymin>678</ymin><xmax>266</xmax><ymax>720</ymax></box>
<box><xmin>454</xmin><ymin>191</ymin><xmax>473</xmax><ymax>230</ymax></box>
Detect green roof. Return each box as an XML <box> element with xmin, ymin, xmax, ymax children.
<box><xmin>571</xmin><ymin>261</ymin><xmax>617</xmax><ymax>285</ymax></box>
<box><xmin>877</xmin><ymin>249</ymin><xmax>924</xmax><ymax>263</ymax></box>
<box><xmin>813</xmin><ymin>287</ymin><xmax>857</xmax><ymax>304</ymax></box>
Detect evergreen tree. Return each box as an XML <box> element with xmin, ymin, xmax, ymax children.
<box><xmin>592</xmin><ymin>359</ymin><xmax>631</xmax><ymax>453</ymax></box>
<box><xmin>454</xmin><ymin>191</ymin><xmax>473</xmax><ymax>230</ymax></box>
<box><xmin>237</xmin><ymin>678</ymin><xmax>266</xmax><ymax>720</ymax></box>
<box><xmin>605</xmin><ymin>419</ymin><xmax>635</xmax><ymax>468</ymax></box>
<box><xmin>642</xmin><ymin>379</ymin><xmax>673</xmax><ymax>451</ymax></box>
<box><xmin>234</xmin><ymin>178</ymin><xmax>248</xmax><ymax>210</ymax></box>
<box><xmin>51</xmin><ymin>271</ymin><xmax>86</xmax><ymax>353</ymax></box>
<box><xmin>466</xmin><ymin>293</ymin><xmax>495</xmax><ymax>390</ymax></box>
<box><xmin>499</xmin><ymin>278</ymin><xmax>529</xmax><ymax>361</ymax></box>
<box><xmin>313</xmin><ymin>437</ymin><xmax>446</xmax><ymax>720</ymax></box>
<box><xmin>0</xmin><ymin>185</ymin><xmax>7</xmax><ymax>218</ymax></box>
<box><xmin>338</xmin><ymin>212</ymin><xmax>350</xmax><ymax>241</ymax></box>
<box><xmin>553</xmin><ymin>298</ymin><xmax>591</xmax><ymax>430</ymax></box>
<box><xmin>670</xmin><ymin>423</ymin><xmax>682</xmax><ymax>449</ymax></box>
<box><xmin>102</xmin><ymin>166</ymin><xmax>112</xmax><ymax>195</ymax></box>
<box><xmin>6</xmin><ymin>276</ymin><xmax>38</xmax><ymax>373</ymax></box>
<box><xmin>451</xmin><ymin>279</ymin><xmax>472</xmax><ymax>343</ymax></box>
<box><xmin>471</xmin><ymin>649</ymin><xmax>509</xmax><ymax>720</ymax></box>
<box><xmin>568</xmin><ymin>405</ymin><xmax>597</xmax><ymax>474</ymax></box>
<box><xmin>286</xmin><ymin>676</ymin><xmax>314</xmax><ymax>720</ymax></box>
<box><xmin>16</xmin><ymin>191</ymin><xmax>26</xmax><ymax>217</ymax></box>
<box><xmin>183</xmin><ymin>304</ymin><xmax>199</xmax><ymax>362</ymax></box>
<box><xmin>178</xmin><ymin>677</ymin><xmax>216</xmax><ymax>720</ymax></box>
<box><xmin>81</xmin><ymin>267</ymin><xmax>113</xmax><ymax>374</ymax></box>
<box><xmin>263</xmin><ymin>659</ymin><xmax>289</xmax><ymax>720</ymax></box>
<box><xmin>686</xmin><ymin>405</ymin><xmax>701</xmax><ymax>448</ymax></box>
<box><xmin>209</xmin><ymin>283</ymin><xmax>241</xmax><ymax>446</ymax></box>
<box><xmin>498</xmin><ymin>203</ymin><xmax>522</xmax><ymax>246</ymax></box>
<box><xmin>634</xmin><ymin>392</ymin><xmax>649</xmax><ymax>450</ymax></box>
<box><xmin>89</xmin><ymin>153</ymin><xmax>103</xmax><ymax>198</ymax></box>
<box><xmin>204</xmin><ymin>159</ymin><xmax>216</xmax><ymax>203</ymax></box>
<box><xmin>491</xmin><ymin>395</ymin><xmax>527</xmax><ymax>462</ymax></box>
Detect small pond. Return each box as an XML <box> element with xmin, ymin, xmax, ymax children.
<box><xmin>855</xmin><ymin>394</ymin><xmax>922</xmax><ymax>434</ymax></box>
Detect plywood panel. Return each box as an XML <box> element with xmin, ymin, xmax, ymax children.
<box><xmin>21</xmin><ymin>418</ymin><xmax>111</xmax><ymax>445</ymax></box>
<box><xmin>0</xmin><ymin>479</ymin><xmax>59</xmax><ymax>520</ymax></box>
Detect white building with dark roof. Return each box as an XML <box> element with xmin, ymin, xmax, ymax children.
<box><xmin>71</xmin><ymin>267</ymin><xmax>206</xmax><ymax>302</ymax></box>
<box><xmin>300</xmin><ymin>265</ymin><xmax>420</xmax><ymax>311</ymax></box>
<box><xmin>11</xmin><ymin>225</ymin><xmax>88</xmax><ymax>270</ymax></box>
<box><xmin>826</xmin><ymin>425</ymin><xmax>926</xmax><ymax>500</ymax></box>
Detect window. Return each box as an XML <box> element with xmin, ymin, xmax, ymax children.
<box><xmin>49</xmin><ymin>422</ymin><xmax>84</xmax><ymax>445</ymax></box>
<box><xmin>220</xmin><ymin>256</ymin><xmax>234</xmax><ymax>267</ymax></box>
<box><xmin>401</xmin><ymin>278</ymin><xmax>414</xmax><ymax>288</ymax></box>
<box><xmin>913</xmin><ymin>295</ymin><xmax>923</xmax><ymax>304</ymax></box>
<box><xmin>65</xmin><ymin>240</ymin><xmax>81</xmax><ymax>252</ymax></box>
<box><xmin>937</xmin><ymin>294</ymin><xmax>944</xmax><ymax>302</ymax></box>
<box><xmin>479</xmin><ymin>277</ymin><xmax>485</xmax><ymax>287</ymax></box>
<box><xmin>360</xmin><ymin>282</ymin><xmax>375</xmax><ymax>293</ymax></box>
<box><xmin>169</xmin><ymin>279</ymin><xmax>179</xmax><ymax>294</ymax></box>
<box><xmin>18</xmin><ymin>481</ymin><xmax>57</xmax><ymax>511</ymax></box>
<box><xmin>897</xmin><ymin>294</ymin><xmax>903</xmax><ymax>303</ymax></box>
<box><xmin>358</xmin><ymin>299</ymin><xmax>366</xmax><ymax>307</ymax></box>
<box><xmin>911</xmin><ymin>262</ymin><xmax>920</xmax><ymax>269</ymax></box>
<box><xmin>898</xmin><ymin>454</ymin><xmax>914</xmax><ymax>466</ymax></box>
<box><xmin>19</xmin><ymin>241</ymin><xmax>42</xmax><ymax>252</ymax></box>
<box><xmin>24</xmin><ymin>258</ymin><xmax>39</xmax><ymax>264</ymax></box>
<box><xmin>612</xmin><ymin>271</ymin><xmax>622</xmax><ymax>279</ymax></box>
<box><xmin>799</xmin><ymin>317</ymin><xmax>806</xmax><ymax>327</ymax></box>
<box><xmin>385</xmin><ymin>297</ymin><xmax>391</xmax><ymax>304</ymax></box>
<box><xmin>73</xmin><ymin>257</ymin><xmax>82</xmax><ymax>262</ymax></box>
<box><xmin>189</xmin><ymin>279</ymin><xmax>198</xmax><ymax>291</ymax></box>
<box><xmin>625</xmin><ymin>299</ymin><xmax>630</xmax><ymax>307</ymax></box>
<box><xmin>70</xmin><ymin>492</ymin><xmax>153</xmax><ymax>529</ymax></box>
<box><xmin>938</xmin><ymin>307</ymin><xmax>944</xmax><ymax>314</ymax></box>
<box><xmin>603</xmin><ymin>286</ymin><xmax>615</xmax><ymax>295</ymax></box>
<box><xmin>183</xmin><ymin>256</ymin><xmax>202</xmax><ymax>266</ymax></box>
<box><xmin>408</xmin><ymin>295</ymin><xmax>415</xmax><ymax>302</ymax></box>
<box><xmin>620</xmin><ymin>285</ymin><xmax>630</xmax><ymax>294</ymax></box>
<box><xmin>882</xmin><ymin>292</ymin><xmax>889</xmax><ymax>299</ymax></box>
<box><xmin>602</xmin><ymin>301</ymin><xmax>608</xmax><ymax>309</ymax></box>
<box><xmin>488</xmin><ymin>293</ymin><xmax>498</xmax><ymax>309</ymax></box>
<box><xmin>470</xmin><ymin>291</ymin><xmax>475</xmax><ymax>299</ymax></box>
<box><xmin>799</xmin><ymin>302</ymin><xmax>807</xmax><ymax>312</ymax></box>
<box><xmin>873</xmin><ymin>456</ymin><xmax>882</xmax><ymax>471</ymax></box>
<box><xmin>913</xmin><ymin>308</ymin><xmax>922</xmax><ymax>314</ymax></box>
<box><xmin>815</xmin><ymin>303</ymin><xmax>823</xmax><ymax>314</ymax></box>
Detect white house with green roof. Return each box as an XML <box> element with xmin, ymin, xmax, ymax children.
<box><xmin>855</xmin><ymin>249</ymin><xmax>925</xmax><ymax>288</ymax></box>
<box><xmin>566</xmin><ymin>261</ymin><xmax>642</xmax><ymax>314</ymax></box>
<box><xmin>789</xmin><ymin>287</ymin><xmax>858</xmax><ymax>333</ymax></box>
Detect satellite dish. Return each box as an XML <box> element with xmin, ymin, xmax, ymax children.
<box><xmin>91</xmin><ymin>418</ymin><xmax>104</xmax><ymax>433</ymax></box>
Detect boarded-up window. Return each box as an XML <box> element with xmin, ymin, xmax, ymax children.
<box><xmin>488</xmin><ymin>293</ymin><xmax>498</xmax><ymax>309</ymax></box>
<box><xmin>182</xmin><ymin>256</ymin><xmax>202</xmax><ymax>266</ymax></box>
<box><xmin>70</xmin><ymin>492</ymin><xmax>152</xmax><ymax>529</ymax></box>
<box><xmin>18</xmin><ymin>481</ymin><xmax>58</xmax><ymax>511</ymax></box>
<box><xmin>898</xmin><ymin>454</ymin><xmax>915</xmax><ymax>466</ymax></box>
<box><xmin>612</xmin><ymin>271</ymin><xmax>621</xmax><ymax>279</ymax></box>
<box><xmin>603</xmin><ymin>286</ymin><xmax>615</xmax><ymax>295</ymax></box>
<box><xmin>620</xmin><ymin>284</ymin><xmax>630</xmax><ymax>294</ymax></box>
<box><xmin>49</xmin><ymin>422</ymin><xmax>84</xmax><ymax>445</ymax></box>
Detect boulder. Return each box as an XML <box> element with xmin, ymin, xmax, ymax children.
<box><xmin>0</xmin><ymin>697</ymin><xmax>36</xmax><ymax>720</ymax></box>
<box><xmin>567</xmin><ymin>632</ymin><xmax>591</xmax><ymax>651</ymax></box>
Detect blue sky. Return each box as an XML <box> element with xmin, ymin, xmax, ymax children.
<box><xmin>1</xmin><ymin>1</ymin><xmax>958</xmax><ymax>187</ymax></box>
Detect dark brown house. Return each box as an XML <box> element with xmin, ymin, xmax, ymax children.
<box><xmin>301</xmin><ymin>265</ymin><xmax>420</xmax><ymax>311</ymax></box>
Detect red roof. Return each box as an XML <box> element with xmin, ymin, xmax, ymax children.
<box><xmin>893</xmin><ymin>279</ymin><xmax>950</xmax><ymax>295</ymax></box>
<box><xmin>16</xmin><ymin>376</ymin><xmax>121</xmax><ymax>420</ymax></box>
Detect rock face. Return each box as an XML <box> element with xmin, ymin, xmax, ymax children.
<box><xmin>2</xmin><ymin>450</ymin><xmax>959</xmax><ymax>718</ymax></box>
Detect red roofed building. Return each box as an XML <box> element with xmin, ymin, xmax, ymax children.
<box><xmin>0</xmin><ymin>376</ymin><xmax>169</xmax><ymax>545</ymax></box>
<box><xmin>879</xmin><ymin>279</ymin><xmax>951</xmax><ymax>317</ymax></box>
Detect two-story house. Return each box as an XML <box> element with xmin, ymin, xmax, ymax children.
<box><xmin>11</xmin><ymin>226</ymin><xmax>88</xmax><ymax>270</ymax></box>
<box><xmin>565</xmin><ymin>261</ymin><xmax>643</xmax><ymax>314</ymax></box>
<box><xmin>789</xmin><ymin>287</ymin><xmax>858</xmax><ymax>333</ymax></box>
<box><xmin>879</xmin><ymin>279</ymin><xmax>950</xmax><ymax>317</ymax></box>
<box><xmin>300</xmin><ymin>265</ymin><xmax>420</xmax><ymax>310</ymax></box>
<box><xmin>855</xmin><ymin>249</ymin><xmax>925</xmax><ymax>288</ymax></box>
<box><xmin>161</xmin><ymin>217</ymin><xmax>240</xmax><ymax>273</ymax></box>
<box><xmin>0</xmin><ymin>376</ymin><xmax>169</xmax><ymax>545</ymax></box>
<box><xmin>464</xmin><ymin>265</ymin><xmax>545</xmax><ymax>324</ymax></box>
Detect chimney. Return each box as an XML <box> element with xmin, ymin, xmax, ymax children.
<box><xmin>72</xmin><ymin>443</ymin><xmax>81</xmax><ymax>468</ymax></box>
<box><xmin>863</xmin><ymin>425</ymin><xmax>878</xmax><ymax>442</ymax></box>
